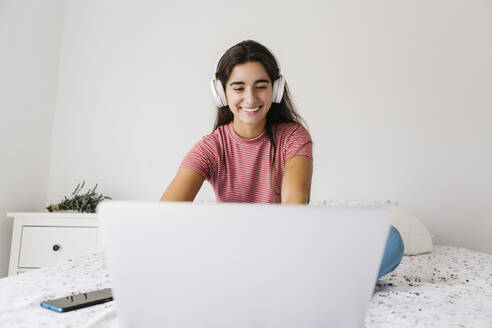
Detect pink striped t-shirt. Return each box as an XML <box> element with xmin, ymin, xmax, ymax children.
<box><xmin>180</xmin><ymin>122</ymin><xmax>313</xmax><ymax>203</ymax></box>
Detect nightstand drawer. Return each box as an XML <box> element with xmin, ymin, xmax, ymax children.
<box><xmin>19</xmin><ymin>226</ymin><xmax>98</xmax><ymax>268</ymax></box>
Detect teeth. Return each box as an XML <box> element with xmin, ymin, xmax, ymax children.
<box><xmin>242</xmin><ymin>106</ymin><xmax>260</xmax><ymax>112</ymax></box>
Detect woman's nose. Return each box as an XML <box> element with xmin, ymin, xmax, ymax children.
<box><xmin>244</xmin><ymin>87</ymin><xmax>256</xmax><ymax>103</ymax></box>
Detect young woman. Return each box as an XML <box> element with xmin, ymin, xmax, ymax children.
<box><xmin>160</xmin><ymin>40</ymin><xmax>403</xmax><ymax>278</ymax></box>
<box><xmin>160</xmin><ymin>40</ymin><xmax>313</xmax><ymax>204</ymax></box>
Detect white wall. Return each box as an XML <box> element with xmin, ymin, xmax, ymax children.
<box><xmin>0</xmin><ymin>0</ymin><xmax>64</xmax><ymax>277</ymax></box>
<box><xmin>46</xmin><ymin>0</ymin><xmax>491</xmax><ymax>255</ymax></box>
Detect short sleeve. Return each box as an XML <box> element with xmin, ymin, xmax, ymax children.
<box><xmin>179</xmin><ymin>136</ymin><xmax>218</xmax><ymax>181</ymax></box>
<box><xmin>284</xmin><ymin>124</ymin><xmax>313</xmax><ymax>161</ymax></box>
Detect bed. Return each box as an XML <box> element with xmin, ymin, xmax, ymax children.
<box><xmin>0</xmin><ymin>245</ymin><xmax>491</xmax><ymax>328</ymax></box>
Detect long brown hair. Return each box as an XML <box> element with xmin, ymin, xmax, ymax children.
<box><xmin>213</xmin><ymin>40</ymin><xmax>310</xmax><ymax>201</ymax></box>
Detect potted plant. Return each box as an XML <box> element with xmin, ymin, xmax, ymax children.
<box><xmin>46</xmin><ymin>181</ymin><xmax>111</xmax><ymax>213</ymax></box>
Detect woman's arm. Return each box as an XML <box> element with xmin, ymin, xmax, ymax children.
<box><xmin>160</xmin><ymin>168</ymin><xmax>205</xmax><ymax>201</ymax></box>
<box><xmin>281</xmin><ymin>155</ymin><xmax>313</xmax><ymax>204</ymax></box>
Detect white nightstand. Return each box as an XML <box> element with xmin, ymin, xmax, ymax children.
<box><xmin>7</xmin><ymin>212</ymin><xmax>103</xmax><ymax>276</ymax></box>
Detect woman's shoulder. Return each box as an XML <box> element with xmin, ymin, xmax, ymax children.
<box><xmin>196</xmin><ymin>123</ymin><xmax>229</xmax><ymax>147</ymax></box>
<box><xmin>274</xmin><ymin>122</ymin><xmax>311</xmax><ymax>139</ymax></box>
<box><xmin>274</xmin><ymin>122</ymin><xmax>313</xmax><ymax>159</ymax></box>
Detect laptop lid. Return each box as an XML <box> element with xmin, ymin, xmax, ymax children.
<box><xmin>98</xmin><ymin>201</ymin><xmax>390</xmax><ymax>328</ymax></box>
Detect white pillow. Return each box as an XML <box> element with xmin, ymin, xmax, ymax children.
<box><xmin>388</xmin><ymin>205</ymin><xmax>433</xmax><ymax>255</ymax></box>
<box><xmin>310</xmin><ymin>200</ymin><xmax>433</xmax><ymax>255</ymax></box>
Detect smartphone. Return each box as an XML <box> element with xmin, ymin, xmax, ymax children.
<box><xmin>40</xmin><ymin>288</ymin><xmax>113</xmax><ymax>312</ymax></box>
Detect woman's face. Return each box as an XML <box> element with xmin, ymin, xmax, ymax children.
<box><xmin>225</xmin><ymin>61</ymin><xmax>273</xmax><ymax>134</ymax></box>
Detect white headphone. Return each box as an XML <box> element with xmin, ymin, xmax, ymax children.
<box><xmin>210</xmin><ymin>46</ymin><xmax>286</xmax><ymax>108</ymax></box>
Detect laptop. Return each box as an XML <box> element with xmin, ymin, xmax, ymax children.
<box><xmin>97</xmin><ymin>201</ymin><xmax>390</xmax><ymax>328</ymax></box>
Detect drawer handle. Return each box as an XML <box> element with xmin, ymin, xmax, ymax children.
<box><xmin>52</xmin><ymin>244</ymin><xmax>61</xmax><ymax>252</ymax></box>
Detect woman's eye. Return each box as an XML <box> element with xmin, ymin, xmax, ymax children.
<box><xmin>232</xmin><ymin>86</ymin><xmax>266</xmax><ymax>91</ymax></box>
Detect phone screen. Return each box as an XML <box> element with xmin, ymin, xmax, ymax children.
<box><xmin>41</xmin><ymin>288</ymin><xmax>113</xmax><ymax>312</ymax></box>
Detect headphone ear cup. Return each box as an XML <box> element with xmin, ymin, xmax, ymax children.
<box><xmin>211</xmin><ymin>79</ymin><xmax>228</xmax><ymax>107</ymax></box>
<box><xmin>272</xmin><ymin>79</ymin><xmax>279</xmax><ymax>103</ymax></box>
<box><xmin>216</xmin><ymin>80</ymin><xmax>228</xmax><ymax>107</ymax></box>
<box><xmin>210</xmin><ymin>80</ymin><xmax>222</xmax><ymax>107</ymax></box>
<box><xmin>273</xmin><ymin>75</ymin><xmax>285</xmax><ymax>103</ymax></box>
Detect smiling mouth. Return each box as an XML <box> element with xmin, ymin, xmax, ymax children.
<box><xmin>241</xmin><ymin>106</ymin><xmax>261</xmax><ymax>112</ymax></box>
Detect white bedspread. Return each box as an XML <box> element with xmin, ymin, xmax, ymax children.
<box><xmin>0</xmin><ymin>246</ymin><xmax>491</xmax><ymax>328</ymax></box>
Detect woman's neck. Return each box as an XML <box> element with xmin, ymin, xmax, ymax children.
<box><xmin>232</xmin><ymin>119</ymin><xmax>266</xmax><ymax>139</ymax></box>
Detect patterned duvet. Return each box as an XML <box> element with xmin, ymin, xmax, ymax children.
<box><xmin>0</xmin><ymin>246</ymin><xmax>491</xmax><ymax>328</ymax></box>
